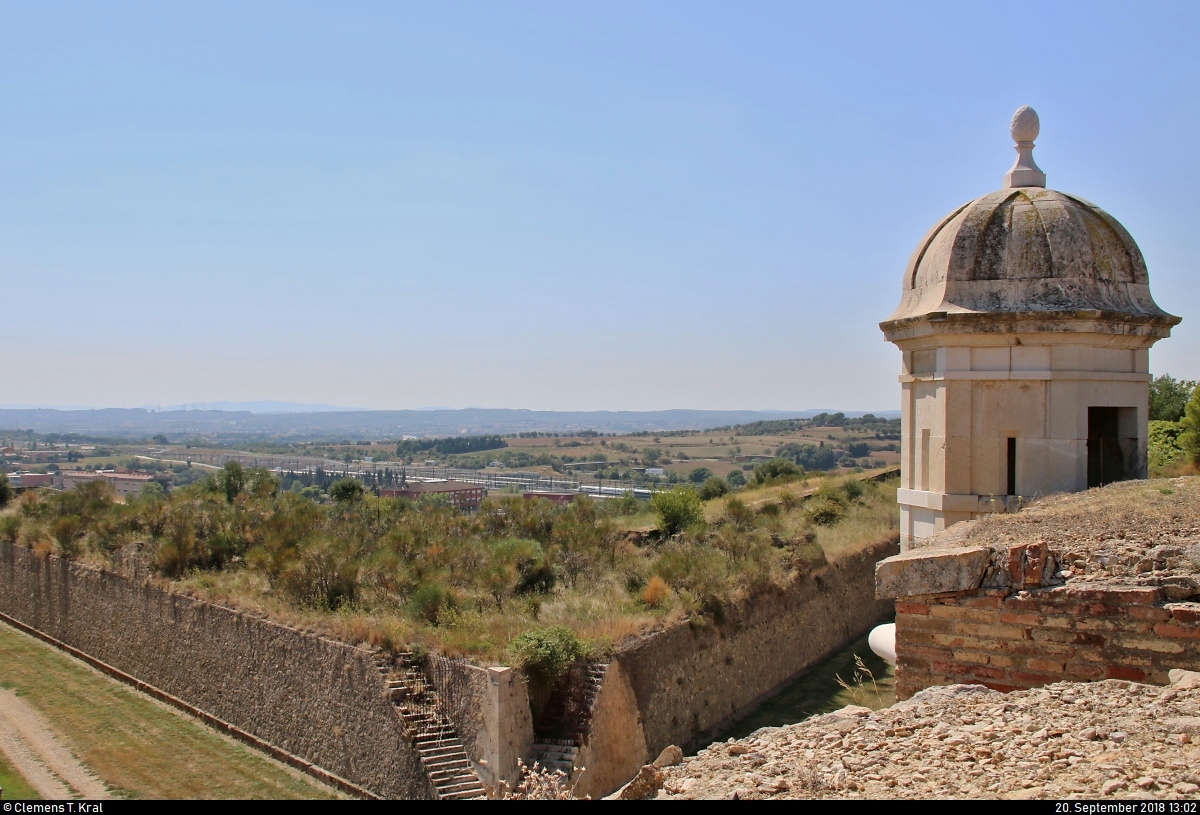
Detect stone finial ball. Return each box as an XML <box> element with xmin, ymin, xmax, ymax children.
<box><xmin>1010</xmin><ymin>105</ymin><xmax>1040</xmax><ymax>143</ymax></box>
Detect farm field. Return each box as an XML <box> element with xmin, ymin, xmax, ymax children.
<box><xmin>0</xmin><ymin>623</ymin><xmax>338</xmax><ymax>800</ymax></box>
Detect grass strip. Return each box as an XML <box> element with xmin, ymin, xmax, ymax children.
<box><xmin>0</xmin><ymin>623</ymin><xmax>336</xmax><ymax>800</ymax></box>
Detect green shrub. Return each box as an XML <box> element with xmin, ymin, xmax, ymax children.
<box><xmin>0</xmin><ymin>473</ymin><xmax>10</xmax><ymax>509</ymax></box>
<box><xmin>651</xmin><ymin>487</ymin><xmax>704</xmax><ymax>536</ymax></box>
<box><xmin>723</xmin><ymin>496</ymin><xmax>755</xmax><ymax>531</ymax></box>
<box><xmin>608</xmin><ymin>491</ymin><xmax>640</xmax><ymax>516</ymax></box>
<box><xmin>507</xmin><ymin>626</ymin><xmax>587</xmax><ymax>683</ymax></box>
<box><xmin>52</xmin><ymin>515</ymin><xmax>83</xmax><ymax>558</ymax></box>
<box><xmin>217</xmin><ymin>461</ymin><xmax>245</xmax><ymax>503</ymax></box>
<box><xmin>410</xmin><ymin>582</ymin><xmax>454</xmax><ymax>625</ymax></box>
<box><xmin>1180</xmin><ymin>384</ymin><xmax>1200</xmax><ymax>466</ymax></box>
<box><xmin>329</xmin><ymin>478</ymin><xmax>366</xmax><ymax>503</ymax></box>
<box><xmin>753</xmin><ymin>458</ymin><xmax>801</xmax><ymax>485</ymax></box>
<box><xmin>842</xmin><ymin>479</ymin><xmax>864</xmax><ymax>502</ymax></box>
<box><xmin>726</xmin><ymin>470</ymin><xmax>746</xmax><ymax>488</ymax></box>
<box><xmin>278</xmin><ymin>537</ymin><xmax>362</xmax><ymax>610</ymax></box>
<box><xmin>1149</xmin><ymin>420</ymin><xmax>1185</xmax><ymax>471</ymax></box>
<box><xmin>698</xmin><ymin>476</ymin><xmax>730</xmax><ymax>501</ymax></box>
<box><xmin>0</xmin><ymin>515</ymin><xmax>20</xmax><ymax>543</ymax></box>
<box><xmin>805</xmin><ymin>498</ymin><xmax>846</xmax><ymax>526</ymax></box>
<box><xmin>813</xmin><ymin>480</ymin><xmax>848</xmax><ymax>507</ymax></box>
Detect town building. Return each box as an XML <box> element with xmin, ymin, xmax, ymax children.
<box><xmin>879</xmin><ymin>106</ymin><xmax>1180</xmax><ymax>548</ymax></box>
<box><xmin>59</xmin><ymin>470</ymin><xmax>158</xmax><ymax>499</ymax></box>
<box><xmin>378</xmin><ymin>480</ymin><xmax>485</xmax><ymax>511</ymax></box>
<box><xmin>12</xmin><ymin>473</ymin><xmax>53</xmax><ymax>489</ymax></box>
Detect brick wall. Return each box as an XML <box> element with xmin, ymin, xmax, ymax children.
<box><xmin>895</xmin><ymin>585</ymin><xmax>1200</xmax><ymax>699</ymax></box>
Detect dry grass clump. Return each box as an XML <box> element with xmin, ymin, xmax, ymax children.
<box><xmin>497</xmin><ymin>759</ymin><xmax>583</xmax><ymax>800</ymax></box>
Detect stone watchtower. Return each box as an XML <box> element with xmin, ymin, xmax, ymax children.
<box><xmin>880</xmin><ymin>106</ymin><xmax>1180</xmax><ymax>548</ymax></box>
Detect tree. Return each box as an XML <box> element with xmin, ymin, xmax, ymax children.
<box><xmin>753</xmin><ymin>457</ymin><xmax>802</xmax><ymax>485</ymax></box>
<box><xmin>152</xmin><ymin>434</ymin><xmax>170</xmax><ymax>445</ymax></box>
<box><xmin>1179</xmin><ymin>383</ymin><xmax>1200</xmax><ymax>466</ymax></box>
<box><xmin>1150</xmin><ymin>375</ymin><xmax>1199</xmax><ymax>422</ymax></box>
<box><xmin>0</xmin><ymin>473</ymin><xmax>10</xmax><ymax>509</ymax></box>
<box><xmin>218</xmin><ymin>461</ymin><xmax>245</xmax><ymax>503</ymax></box>
<box><xmin>329</xmin><ymin>478</ymin><xmax>366</xmax><ymax>503</ymax></box>
<box><xmin>698</xmin><ymin>476</ymin><xmax>730</xmax><ymax>500</ymax></box>
<box><xmin>688</xmin><ymin>467</ymin><xmax>714</xmax><ymax>484</ymax></box>
<box><xmin>726</xmin><ymin>469</ymin><xmax>746</xmax><ymax>488</ymax></box>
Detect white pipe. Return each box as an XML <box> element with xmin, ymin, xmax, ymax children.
<box><xmin>868</xmin><ymin>623</ymin><xmax>896</xmax><ymax>666</ymax></box>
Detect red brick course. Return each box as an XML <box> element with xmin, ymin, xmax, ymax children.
<box><xmin>895</xmin><ymin>588</ymin><xmax>1200</xmax><ymax>699</ymax></box>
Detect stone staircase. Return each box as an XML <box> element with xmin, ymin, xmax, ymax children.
<box><xmin>379</xmin><ymin>654</ymin><xmax>487</xmax><ymax>800</ymax></box>
<box><xmin>532</xmin><ymin>662</ymin><xmax>608</xmax><ymax>777</ymax></box>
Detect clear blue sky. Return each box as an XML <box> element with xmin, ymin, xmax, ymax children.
<box><xmin>2</xmin><ymin>1</ymin><xmax>1197</xmax><ymax>411</ymax></box>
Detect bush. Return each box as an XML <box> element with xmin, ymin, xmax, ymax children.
<box><xmin>651</xmin><ymin>487</ymin><xmax>704</xmax><ymax>536</ymax></box>
<box><xmin>0</xmin><ymin>515</ymin><xmax>20</xmax><ymax>543</ymax></box>
<box><xmin>723</xmin><ymin>496</ymin><xmax>755</xmax><ymax>531</ymax></box>
<box><xmin>217</xmin><ymin>461</ymin><xmax>245</xmax><ymax>503</ymax></box>
<box><xmin>410</xmin><ymin>581</ymin><xmax>454</xmax><ymax>625</ymax></box>
<box><xmin>688</xmin><ymin>467</ymin><xmax>714</xmax><ymax>484</ymax></box>
<box><xmin>805</xmin><ymin>498</ymin><xmax>846</xmax><ymax>526</ymax></box>
<box><xmin>726</xmin><ymin>469</ymin><xmax>746</xmax><ymax>488</ymax></box>
<box><xmin>753</xmin><ymin>458</ymin><xmax>801</xmax><ymax>485</ymax></box>
<box><xmin>842</xmin><ymin>479</ymin><xmax>864</xmax><ymax>502</ymax></box>
<box><xmin>329</xmin><ymin>478</ymin><xmax>366</xmax><ymax>503</ymax></box>
<box><xmin>698</xmin><ymin>476</ymin><xmax>730</xmax><ymax>501</ymax></box>
<box><xmin>0</xmin><ymin>473</ymin><xmax>10</xmax><ymax>509</ymax></box>
<box><xmin>507</xmin><ymin>626</ymin><xmax>587</xmax><ymax>683</ymax></box>
<box><xmin>641</xmin><ymin>575</ymin><xmax>670</xmax><ymax>608</ymax></box>
<box><xmin>1180</xmin><ymin>384</ymin><xmax>1200</xmax><ymax>466</ymax></box>
<box><xmin>1149</xmin><ymin>420</ymin><xmax>1185</xmax><ymax>471</ymax></box>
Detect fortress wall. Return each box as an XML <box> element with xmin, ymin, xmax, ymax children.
<box><xmin>590</xmin><ymin>536</ymin><xmax>897</xmax><ymax>788</ymax></box>
<box><xmin>893</xmin><ymin>586</ymin><xmax>1200</xmax><ymax>699</ymax></box>
<box><xmin>879</xmin><ymin>541</ymin><xmax>1200</xmax><ymax>700</ymax></box>
<box><xmin>0</xmin><ymin>541</ymin><xmax>430</xmax><ymax>799</ymax></box>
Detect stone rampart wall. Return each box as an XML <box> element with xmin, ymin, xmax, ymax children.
<box><xmin>0</xmin><ymin>541</ymin><xmax>429</xmax><ymax>799</ymax></box>
<box><xmin>613</xmin><ymin>537</ymin><xmax>898</xmax><ymax>760</ymax></box>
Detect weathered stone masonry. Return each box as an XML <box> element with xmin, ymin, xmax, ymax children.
<box><xmin>0</xmin><ymin>541</ymin><xmax>431</xmax><ymax>799</ymax></box>
<box><xmin>879</xmin><ymin>541</ymin><xmax>1200</xmax><ymax>700</ymax></box>
<box><xmin>573</xmin><ymin>537</ymin><xmax>898</xmax><ymax>796</ymax></box>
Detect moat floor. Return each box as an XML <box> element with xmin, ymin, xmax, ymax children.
<box><xmin>0</xmin><ymin>621</ymin><xmax>339</xmax><ymax>799</ymax></box>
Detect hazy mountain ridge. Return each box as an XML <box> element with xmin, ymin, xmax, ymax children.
<box><xmin>0</xmin><ymin>407</ymin><xmax>899</xmax><ymax>439</ymax></box>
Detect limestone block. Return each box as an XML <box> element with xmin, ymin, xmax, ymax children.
<box><xmin>972</xmin><ymin>347</ymin><xmax>1010</xmax><ymax>372</ymax></box>
<box><xmin>652</xmin><ymin>745</ymin><xmax>683</xmax><ymax>768</ymax></box>
<box><xmin>1011</xmin><ymin>345</ymin><xmax>1050</xmax><ymax>372</ymax></box>
<box><xmin>876</xmin><ymin>545</ymin><xmax>992</xmax><ymax>599</ymax></box>
<box><xmin>1169</xmin><ymin>669</ymin><xmax>1200</xmax><ymax>690</ymax></box>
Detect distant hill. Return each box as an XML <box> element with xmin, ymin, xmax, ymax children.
<box><xmin>0</xmin><ymin>407</ymin><xmax>899</xmax><ymax>440</ymax></box>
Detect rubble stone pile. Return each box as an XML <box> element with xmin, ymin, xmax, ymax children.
<box><xmin>656</xmin><ymin>675</ymin><xmax>1200</xmax><ymax>800</ymax></box>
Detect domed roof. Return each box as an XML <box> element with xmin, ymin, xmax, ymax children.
<box><xmin>882</xmin><ymin>107</ymin><xmax>1178</xmax><ymax>330</ymax></box>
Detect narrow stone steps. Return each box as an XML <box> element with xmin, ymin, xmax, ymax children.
<box><xmin>376</xmin><ymin>654</ymin><xmax>487</xmax><ymax>800</ymax></box>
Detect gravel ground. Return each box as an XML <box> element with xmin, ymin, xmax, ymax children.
<box><xmin>657</xmin><ymin>676</ymin><xmax>1200</xmax><ymax>800</ymax></box>
<box><xmin>918</xmin><ymin>477</ymin><xmax>1200</xmax><ymax>589</ymax></box>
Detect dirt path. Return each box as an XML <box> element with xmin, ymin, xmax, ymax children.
<box><xmin>0</xmin><ymin>688</ymin><xmax>111</xmax><ymax>799</ymax></box>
